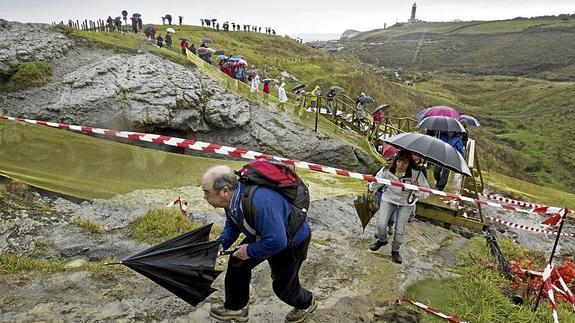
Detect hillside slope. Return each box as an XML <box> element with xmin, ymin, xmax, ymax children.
<box><xmin>342</xmin><ymin>18</ymin><xmax>575</xmax><ymax>81</ymax></box>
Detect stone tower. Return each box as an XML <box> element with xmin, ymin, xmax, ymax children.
<box><xmin>409</xmin><ymin>3</ymin><xmax>417</xmax><ymax>23</ymax></box>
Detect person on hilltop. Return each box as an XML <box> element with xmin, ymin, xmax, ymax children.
<box><xmin>368</xmin><ymin>150</ymin><xmax>429</xmax><ymax>264</ymax></box>
<box><xmin>179</xmin><ymin>16</ymin><xmax>183</xmax><ymax>25</ymax></box>
<box><xmin>202</xmin><ymin>166</ymin><xmax>317</xmax><ymax>323</ymax></box>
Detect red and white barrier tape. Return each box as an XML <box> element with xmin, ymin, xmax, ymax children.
<box><xmin>469</xmin><ymin>191</ymin><xmax>574</xmax><ymax>215</ymax></box>
<box><xmin>553</xmin><ymin>267</ymin><xmax>575</xmax><ymax>309</ymax></box>
<box><xmin>0</xmin><ymin>115</ymin><xmax>568</xmax><ymax>218</ymax></box>
<box><xmin>486</xmin><ymin>215</ymin><xmax>574</xmax><ymax>238</ymax></box>
<box><xmin>395</xmin><ymin>298</ymin><xmax>467</xmax><ymax>323</ymax></box>
<box><xmin>543</xmin><ymin>264</ymin><xmax>559</xmax><ymax>323</ymax></box>
<box><xmin>440</xmin><ymin>199</ymin><xmax>574</xmax><ymax>237</ymax></box>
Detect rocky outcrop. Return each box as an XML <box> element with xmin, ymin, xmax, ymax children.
<box><xmin>0</xmin><ymin>19</ymin><xmax>73</xmax><ymax>77</ymax></box>
<box><xmin>0</xmin><ymin>20</ymin><xmax>374</xmax><ymax>171</ymax></box>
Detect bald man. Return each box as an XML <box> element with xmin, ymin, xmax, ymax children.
<box><xmin>202</xmin><ymin>165</ymin><xmax>315</xmax><ymax>323</ymax></box>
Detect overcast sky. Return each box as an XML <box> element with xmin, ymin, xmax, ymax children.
<box><xmin>1</xmin><ymin>0</ymin><xmax>573</xmax><ymax>36</ymax></box>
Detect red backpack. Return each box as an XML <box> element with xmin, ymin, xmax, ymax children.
<box><xmin>237</xmin><ymin>160</ymin><xmax>310</xmax><ymax>241</ymax></box>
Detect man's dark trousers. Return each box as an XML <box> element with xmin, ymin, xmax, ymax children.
<box><xmin>223</xmin><ymin>236</ymin><xmax>312</xmax><ymax>310</ymax></box>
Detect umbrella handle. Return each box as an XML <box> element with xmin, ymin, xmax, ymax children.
<box><xmin>218</xmin><ymin>248</ymin><xmax>238</xmax><ymax>256</ymax></box>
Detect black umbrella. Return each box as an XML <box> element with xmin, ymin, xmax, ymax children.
<box><xmin>384</xmin><ymin>133</ymin><xmax>471</xmax><ymax>176</ymax></box>
<box><xmin>122</xmin><ymin>223</ymin><xmax>222</xmax><ymax>306</ymax></box>
<box><xmin>359</xmin><ymin>96</ymin><xmax>375</xmax><ymax>104</ymax></box>
<box><xmin>328</xmin><ymin>85</ymin><xmax>345</xmax><ymax>94</ymax></box>
<box><xmin>416</xmin><ymin>116</ymin><xmax>466</xmax><ymax>133</ymax></box>
<box><xmin>291</xmin><ymin>84</ymin><xmax>306</xmax><ymax>92</ymax></box>
<box><xmin>373</xmin><ymin>104</ymin><xmax>390</xmax><ymax>114</ymax></box>
<box><xmin>262</xmin><ymin>78</ymin><xmax>279</xmax><ymax>84</ymax></box>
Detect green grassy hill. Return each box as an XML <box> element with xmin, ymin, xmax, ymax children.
<box><xmin>343</xmin><ymin>18</ymin><xmax>575</xmax><ymax>81</ymax></box>
<box><xmin>66</xmin><ymin>25</ymin><xmax>575</xmax><ymax>193</ymax></box>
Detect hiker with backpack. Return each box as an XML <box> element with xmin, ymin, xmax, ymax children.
<box><xmin>201</xmin><ymin>164</ymin><xmax>317</xmax><ymax>323</ymax></box>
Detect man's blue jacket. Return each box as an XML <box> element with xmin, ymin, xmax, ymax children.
<box><xmin>219</xmin><ymin>182</ymin><xmax>311</xmax><ymax>260</ymax></box>
<box><xmin>439</xmin><ymin>132</ymin><xmax>465</xmax><ymax>157</ymax></box>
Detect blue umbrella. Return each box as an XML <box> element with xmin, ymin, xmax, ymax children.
<box><xmin>132</xmin><ymin>13</ymin><xmax>142</xmax><ymax>17</ymax></box>
<box><xmin>216</xmin><ymin>54</ymin><xmax>228</xmax><ymax>62</ymax></box>
<box><xmin>415</xmin><ymin>108</ymin><xmax>430</xmax><ymax>121</ymax></box>
<box><xmin>228</xmin><ymin>55</ymin><xmax>246</xmax><ymax>62</ymax></box>
<box><xmin>460</xmin><ymin>114</ymin><xmax>481</xmax><ymax>127</ymax></box>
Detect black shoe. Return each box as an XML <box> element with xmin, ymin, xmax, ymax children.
<box><xmin>391</xmin><ymin>251</ymin><xmax>403</xmax><ymax>264</ymax></box>
<box><xmin>369</xmin><ymin>240</ymin><xmax>387</xmax><ymax>251</ymax></box>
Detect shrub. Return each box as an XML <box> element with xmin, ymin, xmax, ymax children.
<box><xmin>4</xmin><ymin>61</ymin><xmax>53</xmax><ymax>92</ymax></box>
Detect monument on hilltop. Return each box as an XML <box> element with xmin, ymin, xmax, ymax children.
<box><xmin>408</xmin><ymin>2</ymin><xmax>419</xmax><ymax>23</ymax></box>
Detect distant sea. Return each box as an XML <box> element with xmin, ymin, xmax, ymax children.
<box><xmin>291</xmin><ymin>33</ymin><xmax>342</xmax><ymax>42</ymax></box>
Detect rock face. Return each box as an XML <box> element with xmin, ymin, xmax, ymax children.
<box><xmin>0</xmin><ymin>19</ymin><xmax>73</xmax><ymax>77</ymax></box>
<box><xmin>0</xmin><ymin>21</ymin><xmax>373</xmax><ymax>172</ymax></box>
<box><xmin>0</xmin><ymin>187</ymin><xmax>467</xmax><ymax>322</ymax></box>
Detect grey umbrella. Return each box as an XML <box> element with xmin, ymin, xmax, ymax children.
<box><xmin>359</xmin><ymin>96</ymin><xmax>375</xmax><ymax>104</ymax></box>
<box><xmin>384</xmin><ymin>132</ymin><xmax>471</xmax><ymax>176</ymax></box>
<box><xmin>328</xmin><ymin>85</ymin><xmax>344</xmax><ymax>94</ymax></box>
<box><xmin>416</xmin><ymin>116</ymin><xmax>466</xmax><ymax>133</ymax></box>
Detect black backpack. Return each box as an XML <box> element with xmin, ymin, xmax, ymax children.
<box><xmin>237</xmin><ymin>160</ymin><xmax>310</xmax><ymax>242</ymax></box>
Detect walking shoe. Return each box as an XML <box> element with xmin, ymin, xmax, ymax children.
<box><xmin>387</xmin><ymin>225</ymin><xmax>394</xmax><ymax>235</ymax></box>
<box><xmin>369</xmin><ymin>239</ymin><xmax>388</xmax><ymax>251</ymax></box>
<box><xmin>285</xmin><ymin>295</ymin><xmax>317</xmax><ymax>323</ymax></box>
<box><xmin>391</xmin><ymin>251</ymin><xmax>403</xmax><ymax>264</ymax></box>
<box><xmin>209</xmin><ymin>304</ymin><xmax>249</xmax><ymax>322</ymax></box>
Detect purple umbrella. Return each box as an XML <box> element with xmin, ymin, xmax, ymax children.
<box><xmin>421</xmin><ymin>106</ymin><xmax>461</xmax><ymax>120</ymax></box>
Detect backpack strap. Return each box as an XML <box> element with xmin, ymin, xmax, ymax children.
<box><xmin>241</xmin><ymin>185</ymin><xmax>258</xmax><ymax>236</ymax></box>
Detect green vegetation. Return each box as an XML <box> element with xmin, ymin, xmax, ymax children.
<box><xmin>129</xmin><ymin>208</ymin><xmax>222</xmax><ymax>244</ymax></box>
<box><xmin>0</xmin><ymin>253</ymin><xmax>63</xmax><ymax>275</ymax></box>
<box><xmin>3</xmin><ymin>61</ymin><xmax>52</xmax><ymax>92</ymax></box>
<box><xmin>417</xmin><ymin>74</ymin><xmax>575</xmax><ymax>193</ymax></box>
<box><xmin>404</xmin><ymin>237</ymin><xmax>572</xmax><ymax>322</ymax></box>
<box><xmin>345</xmin><ymin>18</ymin><xmax>575</xmax><ymax>81</ymax></box>
<box><xmin>70</xmin><ymin>218</ymin><xmax>105</xmax><ymax>234</ymax></box>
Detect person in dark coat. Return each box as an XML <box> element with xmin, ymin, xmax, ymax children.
<box><xmin>202</xmin><ymin>166</ymin><xmax>317</xmax><ymax>323</ymax></box>
<box><xmin>156</xmin><ymin>35</ymin><xmax>164</xmax><ymax>48</ymax></box>
<box><xmin>165</xmin><ymin>33</ymin><xmax>172</xmax><ymax>48</ymax></box>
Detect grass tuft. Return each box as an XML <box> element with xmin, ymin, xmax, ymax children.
<box><xmin>129</xmin><ymin>208</ymin><xmax>221</xmax><ymax>244</ymax></box>
<box><xmin>0</xmin><ymin>253</ymin><xmax>63</xmax><ymax>276</ymax></box>
<box><xmin>3</xmin><ymin>61</ymin><xmax>52</xmax><ymax>92</ymax></box>
<box><xmin>70</xmin><ymin>218</ymin><xmax>105</xmax><ymax>234</ymax></box>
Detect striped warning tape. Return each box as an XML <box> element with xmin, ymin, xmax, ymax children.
<box><xmin>439</xmin><ymin>199</ymin><xmax>574</xmax><ymax>237</ymax></box>
<box><xmin>487</xmin><ymin>216</ymin><xmax>575</xmax><ymax>237</ymax></box>
<box><xmin>0</xmin><ymin>115</ymin><xmax>568</xmax><ymax>218</ymax></box>
<box><xmin>395</xmin><ymin>298</ymin><xmax>467</xmax><ymax>323</ymax></box>
<box><xmin>464</xmin><ymin>190</ymin><xmax>574</xmax><ymax>215</ymax></box>
<box><xmin>543</xmin><ymin>264</ymin><xmax>560</xmax><ymax>323</ymax></box>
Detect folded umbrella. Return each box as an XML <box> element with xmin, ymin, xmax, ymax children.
<box><xmin>416</xmin><ymin>116</ymin><xmax>466</xmax><ymax>133</ymax></box>
<box><xmin>384</xmin><ymin>132</ymin><xmax>471</xmax><ymax>176</ymax></box>
<box><xmin>122</xmin><ymin>224</ymin><xmax>222</xmax><ymax>306</ymax></box>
